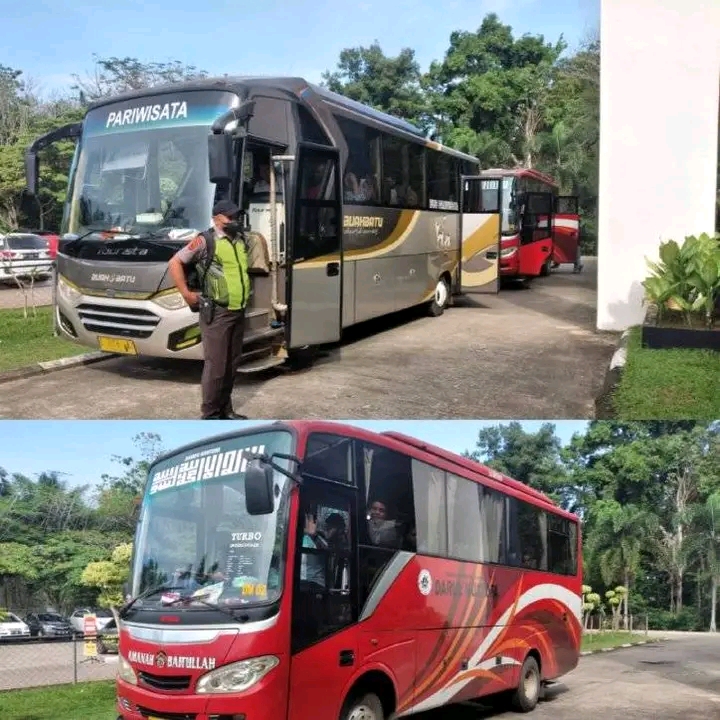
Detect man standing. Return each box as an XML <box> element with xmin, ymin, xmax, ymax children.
<box><xmin>168</xmin><ymin>200</ymin><xmax>250</xmax><ymax>419</ymax></box>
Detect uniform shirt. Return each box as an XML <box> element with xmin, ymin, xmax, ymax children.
<box><xmin>175</xmin><ymin>225</ymin><xmax>222</xmax><ymax>266</ymax></box>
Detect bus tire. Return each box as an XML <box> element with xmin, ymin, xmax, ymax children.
<box><xmin>511</xmin><ymin>655</ymin><xmax>541</xmax><ymax>712</ymax></box>
<box><xmin>428</xmin><ymin>277</ymin><xmax>450</xmax><ymax>316</ymax></box>
<box><xmin>539</xmin><ymin>259</ymin><xmax>551</xmax><ymax>277</ymax></box>
<box><xmin>340</xmin><ymin>691</ymin><xmax>385</xmax><ymax>720</ymax></box>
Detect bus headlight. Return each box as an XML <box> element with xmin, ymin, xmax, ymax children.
<box><xmin>152</xmin><ymin>290</ymin><xmax>187</xmax><ymax>311</ymax></box>
<box><xmin>196</xmin><ymin>655</ymin><xmax>279</xmax><ymax>694</ymax></box>
<box><xmin>118</xmin><ymin>656</ymin><xmax>138</xmax><ymax>685</ymax></box>
<box><xmin>57</xmin><ymin>276</ymin><xmax>82</xmax><ymax>305</ymax></box>
<box><xmin>500</xmin><ymin>247</ymin><xmax>518</xmax><ymax>258</ymax></box>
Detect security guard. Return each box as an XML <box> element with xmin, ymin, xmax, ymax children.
<box><xmin>168</xmin><ymin>200</ymin><xmax>251</xmax><ymax>419</ymax></box>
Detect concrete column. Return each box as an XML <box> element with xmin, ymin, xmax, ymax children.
<box><xmin>597</xmin><ymin>0</ymin><xmax>720</xmax><ymax>331</ymax></box>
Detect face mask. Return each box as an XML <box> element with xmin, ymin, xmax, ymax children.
<box><xmin>224</xmin><ymin>219</ymin><xmax>242</xmax><ymax>238</ymax></box>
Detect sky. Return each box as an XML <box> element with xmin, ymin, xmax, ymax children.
<box><xmin>1</xmin><ymin>420</ymin><xmax>588</xmax><ymax>489</ymax></box>
<box><xmin>2</xmin><ymin>0</ymin><xmax>599</xmax><ymax>98</ymax></box>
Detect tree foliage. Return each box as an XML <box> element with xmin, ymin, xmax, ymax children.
<box><xmin>0</xmin><ymin>15</ymin><xmax>602</xmax><ymax>249</ymax></box>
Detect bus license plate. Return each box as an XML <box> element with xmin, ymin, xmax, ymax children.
<box><xmin>98</xmin><ymin>336</ymin><xmax>138</xmax><ymax>354</ymax></box>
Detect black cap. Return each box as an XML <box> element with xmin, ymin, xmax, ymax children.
<box><xmin>212</xmin><ymin>199</ymin><xmax>240</xmax><ymax>218</ymax></box>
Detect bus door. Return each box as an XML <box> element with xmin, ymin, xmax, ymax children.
<box><xmin>518</xmin><ymin>191</ymin><xmax>553</xmax><ymax>278</ymax></box>
<box><xmin>287</xmin><ymin>143</ymin><xmax>343</xmax><ymax>349</ymax></box>
<box><xmin>459</xmin><ymin>175</ymin><xmax>501</xmax><ymax>294</ymax></box>
<box><xmin>552</xmin><ymin>195</ymin><xmax>581</xmax><ymax>268</ymax></box>
<box><xmin>288</xmin><ymin>473</ymin><xmax>358</xmax><ymax>720</ymax></box>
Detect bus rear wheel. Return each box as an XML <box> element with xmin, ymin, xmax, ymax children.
<box><xmin>428</xmin><ymin>277</ymin><xmax>450</xmax><ymax>316</ymax></box>
<box><xmin>341</xmin><ymin>692</ymin><xmax>385</xmax><ymax>720</ymax></box>
<box><xmin>511</xmin><ymin>655</ymin><xmax>541</xmax><ymax>712</ymax></box>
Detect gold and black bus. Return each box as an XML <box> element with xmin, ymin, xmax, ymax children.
<box><xmin>25</xmin><ymin>77</ymin><xmax>507</xmax><ymax>371</ymax></box>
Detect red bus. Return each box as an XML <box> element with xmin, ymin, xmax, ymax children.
<box><xmin>115</xmin><ymin>421</ymin><xmax>582</xmax><ymax>720</ymax></box>
<box><xmin>480</xmin><ymin>168</ymin><xmax>581</xmax><ymax>282</ymax></box>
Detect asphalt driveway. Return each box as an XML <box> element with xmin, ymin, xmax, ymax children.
<box><xmin>0</xmin><ymin>258</ymin><xmax>617</xmax><ymax>419</ymax></box>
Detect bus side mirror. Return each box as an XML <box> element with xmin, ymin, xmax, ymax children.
<box><xmin>245</xmin><ymin>460</ymin><xmax>275</xmax><ymax>515</ymax></box>
<box><xmin>208</xmin><ymin>133</ymin><xmax>234</xmax><ymax>185</ymax></box>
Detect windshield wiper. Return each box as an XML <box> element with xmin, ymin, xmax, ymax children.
<box><xmin>118</xmin><ymin>584</ymin><xmax>186</xmax><ymax>618</ymax></box>
<box><xmin>163</xmin><ymin>593</ymin><xmax>250</xmax><ymax>623</ymax></box>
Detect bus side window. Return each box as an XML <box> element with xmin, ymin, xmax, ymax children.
<box><xmin>507</xmin><ymin>496</ymin><xmax>548</xmax><ymax>571</ymax></box>
<box><xmin>335</xmin><ymin>114</ymin><xmax>381</xmax><ymax>205</ymax></box>
<box><xmin>292</xmin><ymin>497</ymin><xmax>354</xmax><ymax>652</ymax></box>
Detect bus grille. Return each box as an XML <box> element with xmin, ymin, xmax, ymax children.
<box><xmin>137</xmin><ymin>706</ymin><xmax>196</xmax><ymax>720</ymax></box>
<box><xmin>138</xmin><ymin>671</ymin><xmax>192</xmax><ymax>691</ymax></box>
<box><xmin>76</xmin><ymin>302</ymin><xmax>160</xmax><ymax>339</ymax></box>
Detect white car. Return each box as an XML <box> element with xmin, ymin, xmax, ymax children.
<box><xmin>68</xmin><ymin>608</ymin><xmax>114</xmax><ymax>635</ymax></box>
<box><xmin>0</xmin><ymin>232</ymin><xmax>53</xmax><ymax>283</ymax></box>
<box><xmin>0</xmin><ymin>612</ymin><xmax>31</xmax><ymax>641</ymax></box>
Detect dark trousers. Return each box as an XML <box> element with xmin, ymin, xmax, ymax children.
<box><xmin>199</xmin><ymin>306</ymin><xmax>245</xmax><ymax>419</ymax></box>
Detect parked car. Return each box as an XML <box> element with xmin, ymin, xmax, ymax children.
<box><xmin>96</xmin><ymin>617</ymin><xmax>118</xmax><ymax>655</ymax></box>
<box><xmin>68</xmin><ymin>607</ymin><xmax>113</xmax><ymax>636</ymax></box>
<box><xmin>24</xmin><ymin>612</ymin><xmax>73</xmax><ymax>640</ymax></box>
<box><xmin>0</xmin><ymin>612</ymin><xmax>31</xmax><ymax>641</ymax></box>
<box><xmin>0</xmin><ymin>233</ymin><xmax>53</xmax><ymax>282</ymax></box>
<box><xmin>22</xmin><ymin>229</ymin><xmax>60</xmax><ymax>259</ymax></box>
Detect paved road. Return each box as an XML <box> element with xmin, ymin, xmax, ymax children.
<box><xmin>0</xmin><ymin>639</ymin><xmax>116</xmax><ymax>691</ymax></box>
<box><xmin>2</xmin><ymin>634</ymin><xmax>720</xmax><ymax>720</ymax></box>
<box><xmin>0</xmin><ymin>277</ymin><xmax>53</xmax><ymax>310</ymax></box>
<box><xmin>0</xmin><ymin>258</ymin><xmax>616</xmax><ymax>420</ymax></box>
<box><xmin>423</xmin><ymin>635</ymin><xmax>720</xmax><ymax>720</ymax></box>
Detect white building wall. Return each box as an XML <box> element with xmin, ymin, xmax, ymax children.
<box><xmin>597</xmin><ymin>0</ymin><xmax>720</xmax><ymax>331</ymax></box>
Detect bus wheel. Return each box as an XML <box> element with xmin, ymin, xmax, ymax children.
<box><xmin>539</xmin><ymin>259</ymin><xmax>551</xmax><ymax>277</ymax></box>
<box><xmin>511</xmin><ymin>655</ymin><xmax>541</xmax><ymax>712</ymax></box>
<box><xmin>428</xmin><ymin>277</ymin><xmax>449</xmax><ymax>316</ymax></box>
<box><xmin>341</xmin><ymin>692</ymin><xmax>385</xmax><ymax>720</ymax></box>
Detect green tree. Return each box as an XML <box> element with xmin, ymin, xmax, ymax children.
<box><xmin>81</xmin><ymin>542</ymin><xmax>133</xmax><ymax>608</ymax></box>
<box><xmin>465</xmin><ymin>421</ymin><xmax>569</xmax><ymax>505</ymax></box>
<box><xmin>322</xmin><ymin>42</ymin><xmax>429</xmax><ymax>129</ymax></box>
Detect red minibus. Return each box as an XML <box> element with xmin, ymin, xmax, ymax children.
<box><xmin>116</xmin><ymin>421</ymin><xmax>582</xmax><ymax>720</ymax></box>
<box><xmin>480</xmin><ymin>168</ymin><xmax>581</xmax><ymax>281</ymax></box>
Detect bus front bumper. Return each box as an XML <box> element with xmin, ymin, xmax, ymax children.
<box><xmin>55</xmin><ymin>287</ymin><xmax>205</xmax><ymax>360</ymax></box>
<box><xmin>116</xmin><ymin>673</ymin><xmax>288</xmax><ymax>720</ymax></box>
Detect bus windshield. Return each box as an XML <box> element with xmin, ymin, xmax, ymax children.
<box><xmin>62</xmin><ymin>90</ymin><xmax>238</xmax><ymax>237</ymax></box>
<box><xmin>130</xmin><ymin>429</ymin><xmax>294</xmax><ymax>611</ymax></box>
<box><xmin>64</xmin><ymin>125</ymin><xmax>214</xmax><ymax>237</ymax></box>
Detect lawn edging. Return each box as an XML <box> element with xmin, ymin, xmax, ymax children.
<box><xmin>594</xmin><ymin>329</ymin><xmax>630</xmax><ymax>419</ymax></box>
<box><xmin>0</xmin><ymin>351</ymin><xmax>117</xmax><ymax>385</ymax></box>
<box><xmin>580</xmin><ymin>636</ymin><xmax>661</xmax><ymax>657</ymax></box>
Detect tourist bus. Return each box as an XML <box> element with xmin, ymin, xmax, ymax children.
<box><xmin>479</xmin><ymin>168</ymin><xmax>581</xmax><ymax>282</ymax></box>
<box><xmin>114</xmin><ymin>420</ymin><xmax>582</xmax><ymax>720</ymax></box>
<box><xmin>24</xmin><ymin>78</ymin><xmax>517</xmax><ymax>372</ymax></box>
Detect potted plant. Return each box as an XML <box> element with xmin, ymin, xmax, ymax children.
<box><xmin>641</xmin><ymin>232</ymin><xmax>720</xmax><ymax>350</ymax></box>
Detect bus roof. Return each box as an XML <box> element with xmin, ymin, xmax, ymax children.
<box><xmin>148</xmin><ymin>420</ymin><xmax>574</xmax><ymax>521</ymax></box>
<box><xmin>82</xmin><ymin>76</ymin><xmax>479</xmax><ymax>164</ymax></box>
<box><xmin>481</xmin><ymin>167</ymin><xmax>559</xmax><ymax>188</ymax></box>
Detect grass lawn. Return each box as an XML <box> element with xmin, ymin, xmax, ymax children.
<box><xmin>612</xmin><ymin>327</ymin><xmax>720</xmax><ymax>419</ymax></box>
<box><xmin>0</xmin><ymin>306</ymin><xmax>88</xmax><ymax>373</ymax></box>
<box><xmin>581</xmin><ymin>631</ymin><xmax>649</xmax><ymax>652</ymax></box>
<box><xmin>0</xmin><ymin>680</ymin><xmax>116</xmax><ymax>720</ymax></box>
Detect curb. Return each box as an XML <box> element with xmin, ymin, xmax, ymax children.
<box><xmin>0</xmin><ymin>351</ymin><xmax>117</xmax><ymax>385</ymax></box>
<box><xmin>580</xmin><ymin>637</ymin><xmax>659</xmax><ymax>656</ymax></box>
<box><xmin>594</xmin><ymin>329</ymin><xmax>631</xmax><ymax>419</ymax></box>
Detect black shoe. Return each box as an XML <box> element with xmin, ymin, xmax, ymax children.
<box><xmin>222</xmin><ymin>411</ymin><xmax>248</xmax><ymax>420</ymax></box>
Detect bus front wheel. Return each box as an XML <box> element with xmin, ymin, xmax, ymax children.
<box><xmin>341</xmin><ymin>692</ymin><xmax>385</xmax><ymax>720</ymax></box>
<box><xmin>511</xmin><ymin>655</ymin><xmax>541</xmax><ymax>712</ymax></box>
<box><xmin>428</xmin><ymin>277</ymin><xmax>450</xmax><ymax>316</ymax></box>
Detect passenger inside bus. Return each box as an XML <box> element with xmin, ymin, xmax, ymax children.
<box><xmin>343</xmin><ymin>171</ymin><xmax>374</xmax><ymax>203</ymax></box>
<box><xmin>367</xmin><ymin>499</ymin><xmax>402</xmax><ymax>548</ymax></box>
<box><xmin>301</xmin><ymin>510</ymin><xmax>349</xmax><ymax>588</ymax></box>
